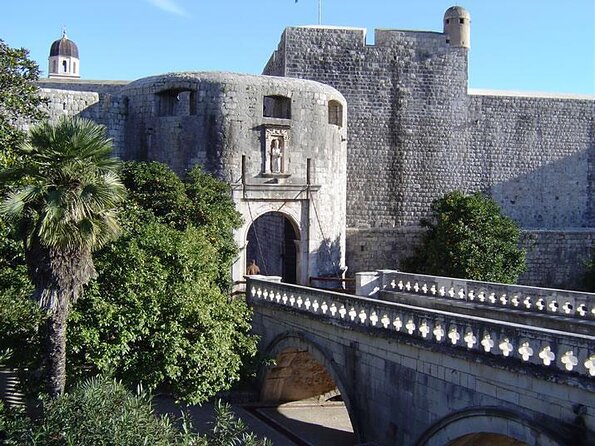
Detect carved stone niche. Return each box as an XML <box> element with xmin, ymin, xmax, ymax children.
<box><xmin>262</xmin><ymin>125</ymin><xmax>290</xmax><ymax>177</ymax></box>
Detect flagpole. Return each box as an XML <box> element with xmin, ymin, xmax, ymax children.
<box><xmin>318</xmin><ymin>0</ymin><xmax>322</xmax><ymax>25</ymax></box>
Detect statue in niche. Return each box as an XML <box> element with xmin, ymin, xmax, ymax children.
<box><xmin>270</xmin><ymin>138</ymin><xmax>283</xmax><ymax>173</ymax></box>
<box><xmin>263</xmin><ymin>126</ymin><xmax>289</xmax><ymax>176</ymax></box>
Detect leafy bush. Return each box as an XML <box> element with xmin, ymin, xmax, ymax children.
<box><xmin>403</xmin><ymin>191</ymin><xmax>526</xmax><ymax>283</ymax></box>
<box><xmin>67</xmin><ymin>162</ymin><xmax>254</xmax><ymax>404</ymax></box>
<box><xmin>0</xmin><ymin>219</ymin><xmax>43</xmax><ymax>395</ymax></box>
<box><xmin>0</xmin><ymin>161</ymin><xmax>254</xmax><ymax>404</ymax></box>
<box><xmin>0</xmin><ymin>375</ymin><xmax>270</xmax><ymax>446</ymax></box>
<box><xmin>206</xmin><ymin>400</ymin><xmax>272</xmax><ymax>446</ymax></box>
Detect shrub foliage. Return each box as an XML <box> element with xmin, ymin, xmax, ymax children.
<box><xmin>0</xmin><ymin>161</ymin><xmax>255</xmax><ymax>404</ymax></box>
<box><xmin>67</xmin><ymin>162</ymin><xmax>253</xmax><ymax>403</ymax></box>
<box><xmin>0</xmin><ymin>375</ymin><xmax>270</xmax><ymax>445</ymax></box>
<box><xmin>403</xmin><ymin>191</ymin><xmax>526</xmax><ymax>283</ymax></box>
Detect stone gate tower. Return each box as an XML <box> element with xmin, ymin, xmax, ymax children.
<box><xmin>48</xmin><ymin>30</ymin><xmax>80</xmax><ymax>79</ymax></box>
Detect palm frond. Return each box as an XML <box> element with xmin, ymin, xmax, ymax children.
<box><xmin>4</xmin><ymin>116</ymin><xmax>125</xmax><ymax>252</ymax></box>
<box><xmin>0</xmin><ymin>184</ymin><xmax>46</xmax><ymax>219</ymax></box>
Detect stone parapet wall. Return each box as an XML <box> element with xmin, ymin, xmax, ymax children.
<box><xmin>37</xmin><ymin>79</ymin><xmax>129</xmax><ymax>94</ymax></box>
<box><xmin>345</xmin><ymin>227</ymin><xmax>424</xmax><ymax>275</ymax></box>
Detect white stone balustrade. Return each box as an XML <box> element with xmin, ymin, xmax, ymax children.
<box><xmin>248</xmin><ymin>276</ymin><xmax>595</xmax><ymax>378</ymax></box>
<box><xmin>363</xmin><ymin>270</ymin><xmax>595</xmax><ymax>320</ymax></box>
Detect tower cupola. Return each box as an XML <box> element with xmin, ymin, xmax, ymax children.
<box><xmin>48</xmin><ymin>30</ymin><xmax>80</xmax><ymax>79</ymax></box>
<box><xmin>443</xmin><ymin>6</ymin><xmax>470</xmax><ymax>49</ymax></box>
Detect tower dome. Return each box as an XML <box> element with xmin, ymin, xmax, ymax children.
<box><xmin>48</xmin><ymin>30</ymin><xmax>80</xmax><ymax>79</ymax></box>
<box><xmin>443</xmin><ymin>6</ymin><xmax>471</xmax><ymax>49</ymax></box>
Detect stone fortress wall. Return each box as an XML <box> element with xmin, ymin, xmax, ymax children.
<box><xmin>37</xmin><ymin>73</ymin><xmax>348</xmax><ymax>283</ymax></box>
<box><xmin>263</xmin><ymin>11</ymin><xmax>594</xmax><ymax>289</ymax></box>
<box><xmin>35</xmin><ymin>6</ymin><xmax>594</xmax><ymax>289</ymax></box>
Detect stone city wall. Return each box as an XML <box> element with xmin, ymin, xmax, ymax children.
<box><xmin>520</xmin><ymin>229</ymin><xmax>595</xmax><ymax>290</ymax></box>
<box><xmin>346</xmin><ymin>228</ymin><xmax>594</xmax><ymax>291</ymax></box>
<box><xmin>38</xmin><ymin>80</ymin><xmax>129</xmax><ymax>157</ymax></box>
<box><xmin>266</xmin><ymin>25</ymin><xmax>594</xmax><ymax>288</ymax></box>
<box><xmin>469</xmin><ymin>92</ymin><xmax>594</xmax><ymax>229</ymax></box>
<box><xmin>264</xmin><ymin>26</ymin><xmax>470</xmax><ymax>228</ymax></box>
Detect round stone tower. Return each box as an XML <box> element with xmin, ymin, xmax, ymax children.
<box><xmin>48</xmin><ymin>30</ymin><xmax>80</xmax><ymax>79</ymax></box>
<box><xmin>443</xmin><ymin>6</ymin><xmax>470</xmax><ymax>49</ymax></box>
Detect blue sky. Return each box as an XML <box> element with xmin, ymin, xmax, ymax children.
<box><xmin>2</xmin><ymin>0</ymin><xmax>593</xmax><ymax>94</ymax></box>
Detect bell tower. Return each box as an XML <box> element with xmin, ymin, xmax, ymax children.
<box><xmin>48</xmin><ymin>30</ymin><xmax>80</xmax><ymax>79</ymax></box>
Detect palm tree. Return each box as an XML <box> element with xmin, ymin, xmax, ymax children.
<box><xmin>0</xmin><ymin>116</ymin><xmax>125</xmax><ymax>397</ymax></box>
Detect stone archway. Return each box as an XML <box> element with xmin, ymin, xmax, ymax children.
<box><xmin>258</xmin><ymin>332</ymin><xmax>360</xmax><ymax>443</ymax></box>
<box><xmin>246</xmin><ymin>211</ymin><xmax>299</xmax><ymax>284</ymax></box>
<box><xmin>260</xmin><ymin>347</ymin><xmax>337</xmax><ymax>403</ymax></box>
<box><xmin>448</xmin><ymin>433</ymin><xmax>526</xmax><ymax>445</ymax></box>
<box><xmin>416</xmin><ymin>408</ymin><xmax>566</xmax><ymax>446</ymax></box>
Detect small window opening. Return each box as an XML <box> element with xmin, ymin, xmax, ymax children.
<box><xmin>459</xmin><ymin>18</ymin><xmax>465</xmax><ymax>24</ymax></box>
<box><xmin>73</xmin><ymin>61</ymin><xmax>77</xmax><ymax>73</ymax></box>
<box><xmin>157</xmin><ymin>89</ymin><xmax>195</xmax><ymax>117</ymax></box>
<box><xmin>263</xmin><ymin>95</ymin><xmax>291</xmax><ymax>119</ymax></box>
<box><xmin>445</xmin><ymin>18</ymin><xmax>450</xmax><ymax>24</ymax></box>
<box><xmin>328</xmin><ymin>100</ymin><xmax>343</xmax><ymax>127</ymax></box>
<box><xmin>62</xmin><ymin>60</ymin><xmax>67</xmax><ymax>72</ymax></box>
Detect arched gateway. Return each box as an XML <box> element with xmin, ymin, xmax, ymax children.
<box><xmin>246</xmin><ymin>212</ymin><xmax>299</xmax><ymax>284</ymax></box>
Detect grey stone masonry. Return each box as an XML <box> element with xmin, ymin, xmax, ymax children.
<box><xmin>249</xmin><ymin>276</ymin><xmax>594</xmax><ymax>446</ymax></box>
<box><xmin>36</xmin><ymin>72</ymin><xmax>348</xmax><ymax>284</ymax></box>
<box><xmin>38</xmin><ymin>79</ymin><xmax>130</xmax><ymax>157</ymax></box>
<box><xmin>264</xmin><ymin>26</ymin><xmax>470</xmax><ymax>229</ymax></box>
<box><xmin>264</xmin><ymin>24</ymin><xmax>595</xmax><ymax>289</ymax></box>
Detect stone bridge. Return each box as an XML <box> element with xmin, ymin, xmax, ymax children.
<box><xmin>246</xmin><ymin>271</ymin><xmax>594</xmax><ymax>446</ymax></box>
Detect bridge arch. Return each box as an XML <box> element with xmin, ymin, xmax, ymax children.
<box><xmin>258</xmin><ymin>330</ymin><xmax>361</xmax><ymax>441</ymax></box>
<box><xmin>416</xmin><ymin>407</ymin><xmax>568</xmax><ymax>446</ymax></box>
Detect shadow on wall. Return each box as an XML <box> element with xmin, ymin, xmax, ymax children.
<box><xmin>348</xmin><ymin>148</ymin><xmax>594</xmax><ymax>290</ymax></box>
<box><xmin>316</xmin><ymin>236</ymin><xmax>343</xmax><ymax>277</ymax></box>
<box><xmin>488</xmin><ymin>149</ymin><xmax>594</xmax><ymax>289</ymax></box>
<box><xmin>489</xmin><ymin>149</ymin><xmax>592</xmax><ymax>229</ymax></box>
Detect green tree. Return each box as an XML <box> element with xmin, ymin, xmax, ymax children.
<box><xmin>67</xmin><ymin>162</ymin><xmax>254</xmax><ymax>404</ymax></box>
<box><xmin>403</xmin><ymin>191</ymin><xmax>526</xmax><ymax>283</ymax></box>
<box><xmin>0</xmin><ymin>39</ymin><xmax>47</xmax><ymax>168</ymax></box>
<box><xmin>0</xmin><ymin>116</ymin><xmax>125</xmax><ymax>397</ymax></box>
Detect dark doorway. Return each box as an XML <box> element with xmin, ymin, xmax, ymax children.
<box><xmin>247</xmin><ymin>212</ymin><xmax>298</xmax><ymax>283</ymax></box>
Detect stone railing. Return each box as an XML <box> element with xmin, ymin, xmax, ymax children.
<box><xmin>247</xmin><ymin>276</ymin><xmax>595</xmax><ymax>379</ymax></box>
<box><xmin>356</xmin><ymin>270</ymin><xmax>595</xmax><ymax>321</ymax></box>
